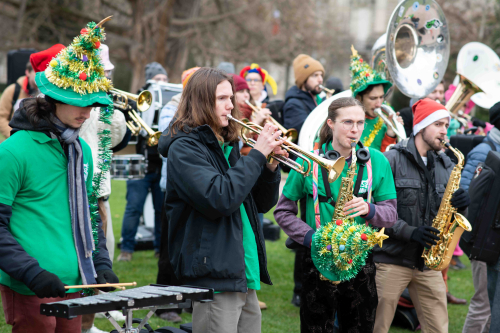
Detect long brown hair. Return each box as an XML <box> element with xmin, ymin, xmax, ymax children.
<box><xmin>170</xmin><ymin>67</ymin><xmax>241</xmax><ymax>142</ymax></box>
<box><xmin>318</xmin><ymin>97</ymin><xmax>364</xmax><ymax>147</ymax></box>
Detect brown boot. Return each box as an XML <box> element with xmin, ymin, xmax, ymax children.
<box><xmin>258</xmin><ymin>301</ymin><xmax>267</xmax><ymax>310</ymax></box>
<box><xmin>447</xmin><ymin>292</ymin><xmax>467</xmax><ymax>305</ymax></box>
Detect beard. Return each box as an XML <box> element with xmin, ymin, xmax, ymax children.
<box><xmin>421</xmin><ymin>128</ymin><xmax>443</xmax><ymax>151</ymax></box>
<box><xmin>305</xmin><ymin>82</ymin><xmax>320</xmax><ymax>95</ymax></box>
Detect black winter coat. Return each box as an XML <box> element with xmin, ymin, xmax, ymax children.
<box><xmin>374</xmin><ymin>136</ymin><xmax>455</xmax><ymax>270</ymax></box>
<box><xmin>282</xmin><ymin>86</ymin><xmax>318</xmax><ymax>135</ymax></box>
<box><xmin>157</xmin><ymin>124</ymin><xmax>280</xmax><ymax>292</ymax></box>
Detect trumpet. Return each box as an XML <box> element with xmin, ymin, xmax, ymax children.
<box><xmin>244</xmin><ymin>100</ymin><xmax>298</xmax><ymax>142</ymax></box>
<box><xmin>319</xmin><ymin>85</ymin><xmax>335</xmax><ymax>95</ymax></box>
<box><xmin>110</xmin><ymin>88</ymin><xmax>162</xmax><ymax>146</ymax></box>
<box><xmin>227</xmin><ymin>114</ymin><xmax>345</xmax><ymax>182</ymax></box>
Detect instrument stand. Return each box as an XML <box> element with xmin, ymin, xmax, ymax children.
<box><xmin>104</xmin><ymin>300</ymin><xmax>193</xmax><ymax>333</ymax></box>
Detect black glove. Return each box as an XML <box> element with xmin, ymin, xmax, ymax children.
<box><xmin>28</xmin><ymin>270</ymin><xmax>66</xmax><ymax>298</ymax></box>
<box><xmin>96</xmin><ymin>269</ymin><xmax>119</xmax><ymax>291</ymax></box>
<box><xmin>472</xmin><ymin>117</ymin><xmax>487</xmax><ymax>128</ymax></box>
<box><xmin>450</xmin><ymin>188</ymin><xmax>471</xmax><ymax>210</ymax></box>
<box><xmin>410</xmin><ymin>226</ymin><xmax>440</xmax><ymax>249</ymax></box>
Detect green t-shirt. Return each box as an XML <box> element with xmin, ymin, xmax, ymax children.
<box><xmin>220</xmin><ymin>143</ymin><xmax>260</xmax><ymax>291</ymax></box>
<box><xmin>282</xmin><ymin>141</ymin><xmax>396</xmax><ymax>230</ymax></box>
<box><xmin>360</xmin><ymin>116</ymin><xmax>388</xmax><ymax>151</ymax></box>
<box><xmin>0</xmin><ymin>130</ymin><xmax>94</xmax><ymax>295</ymax></box>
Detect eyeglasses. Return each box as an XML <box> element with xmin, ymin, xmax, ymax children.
<box><xmin>335</xmin><ymin>120</ymin><xmax>366</xmax><ymax>131</ymax></box>
<box><xmin>246</xmin><ymin>78</ymin><xmax>262</xmax><ymax>83</ymax></box>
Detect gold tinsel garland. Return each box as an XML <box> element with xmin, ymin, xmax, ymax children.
<box><xmin>362</xmin><ymin>117</ymin><xmax>384</xmax><ymax>148</ymax></box>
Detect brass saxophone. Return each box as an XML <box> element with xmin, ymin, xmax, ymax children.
<box><xmin>422</xmin><ymin>141</ymin><xmax>472</xmax><ymax>271</ymax></box>
<box><xmin>332</xmin><ymin>140</ymin><xmax>358</xmax><ymax>220</ymax></box>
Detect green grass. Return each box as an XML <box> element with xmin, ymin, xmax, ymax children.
<box><xmin>0</xmin><ymin>180</ymin><xmax>474</xmax><ymax>332</ymax></box>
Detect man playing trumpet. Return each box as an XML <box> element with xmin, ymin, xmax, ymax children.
<box><xmin>158</xmin><ymin>67</ymin><xmax>286</xmax><ymax>333</ymax></box>
<box><xmin>350</xmin><ymin>47</ymin><xmax>404</xmax><ymax>152</ymax></box>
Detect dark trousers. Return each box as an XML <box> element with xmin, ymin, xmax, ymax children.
<box><xmin>121</xmin><ymin>172</ymin><xmax>164</xmax><ymax>253</ymax></box>
<box><xmin>0</xmin><ymin>284</ymin><xmax>82</xmax><ymax>333</ymax></box>
<box><xmin>300</xmin><ymin>249</ymin><xmax>378</xmax><ymax>333</ymax></box>
<box><xmin>293</xmin><ymin>198</ymin><xmax>308</xmax><ymax>295</ymax></box>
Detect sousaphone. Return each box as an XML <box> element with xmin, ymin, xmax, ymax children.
<box><xmin>299</xmin><ymin>0</ymin><xmax>449</xmax><ymax>151</ymax></box>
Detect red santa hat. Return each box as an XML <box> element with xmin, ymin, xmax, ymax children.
<box><xmin>29</xmin><ymin>44</ymin><xmax>66</xmax><ymax>73</ymax></box>
<box><xmin>412</xmin><ymin>98</ymin><xmax>451</xmax><ymax>135</ymax></box>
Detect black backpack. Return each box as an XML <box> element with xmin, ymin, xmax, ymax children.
<box><xmin>460</xmin><ymin>142</ymin><xmax>500</xmax><ymax>264</ymax></box>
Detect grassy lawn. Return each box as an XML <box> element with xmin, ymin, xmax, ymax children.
<box><xmin>0</xmin><ymin>180</ymin><xmax>474</xmax><ymax>332</ymax></box>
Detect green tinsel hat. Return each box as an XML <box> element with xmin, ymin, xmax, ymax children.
<box><xmin>350</xmin><ymin>45</ymin><xmax>392</xmax><ymax>98</ymax></box>
<box><xmin>35</xmin><ymin>16</ymin><xmax>113</xmax><ymax>107</ymax></box>
<box><xmin>311</xmin><ymin>218</ymin><xmax>388</xmax><ymax>282</ymax></box>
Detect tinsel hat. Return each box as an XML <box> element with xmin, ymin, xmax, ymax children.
<box><xmin>350</xmin><ymin>45</ymin><xmax>392</xmax><ymax>98</ymax></box>
<box><xmin>35</xmin><ymin>17</ymin><xmax>113</xmax><ymax>107</ymax></box>
<box><xmin>311</xmin><ymin>218</ymin><xmax>388</xmax><ymax>282</ymax></box>
<box><xmin>239</xmin><ymin>63</ymin><xmax>278</xmax><ymax>96</ymax></box>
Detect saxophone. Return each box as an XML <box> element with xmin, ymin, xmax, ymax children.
<box><xmin>422</xmin><ymin>141</ymin><xmax>472</xmax><ymax>271</ymax></box>
<box><xmin>332</xmin><ymin>140</ymin><xmax>357</xmax><ymax>220</ymax></box>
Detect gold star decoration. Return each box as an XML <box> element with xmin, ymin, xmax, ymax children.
<box><xmin>374</xmin><ymin>227</ymin><xmax>389</xmax><ymax>248</ymax></box>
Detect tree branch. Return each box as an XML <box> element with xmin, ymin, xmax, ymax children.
<box><xmin>171</xmin><ymin>4</ymin><xmax>247</xmax><ymax>26</ymax></box>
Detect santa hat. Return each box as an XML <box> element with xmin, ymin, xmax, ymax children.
<box><xmin>412</xmin><ymin>98</ymin><xmax>451</xmax><ymax>135</ymax></box>
<box><xmin>30</xmin><ymin>44</ymin><xmax>66</xmax><ymax>73</ymax></box>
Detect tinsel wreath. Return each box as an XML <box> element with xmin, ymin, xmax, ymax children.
<box><xmin>312</xmin><ymin>218</ymin><xmax>388</xmax><ymax>282</ymax></box>
<box><xmin>83</xmin><ymin>100</ymin><xmax>114</xmax><ymax>296</ymax></box>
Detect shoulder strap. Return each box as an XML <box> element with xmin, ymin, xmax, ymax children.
<box><xmin>485</xmin><ymin>139</ymin><xmax>497</xmax><ymax>152</ymax></box>
<box><xmin>318</xmin><ymin>148</ymin><xmax>334</xmax><ymax>201</ymax></box>
<box><xmin>9</xmin><ymin>82</ymin><xmax>21</xmax><ymax>120</ymax></box>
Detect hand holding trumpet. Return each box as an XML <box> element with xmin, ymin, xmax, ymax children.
<box><xmin>252</xmin><ymin>123</ymin><xmax>289</xmax><ymax>171</ymax></box>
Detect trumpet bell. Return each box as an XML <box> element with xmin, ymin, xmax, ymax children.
<box><xmin>137</xmin><ymin>91</ymin><xmax>153</xmax><ymax>112</ymax></box>
<box><xmin>147</xmin><ymin>132</ymin><xmax>162</xmax><ymax>147</ymax></box>
<box><xmin>386</xmin><ymin>0</ymin><xmax>450</xmax><ymax>98</ymax></box>
<box><xmin>285</xmin><ymin>129</ymin><xmax>299</xmax><ymax>143</ymax></box>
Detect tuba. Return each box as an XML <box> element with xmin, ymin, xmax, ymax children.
<box><xmin>446</xmin><ymin>42</ymin><xmax>500</xmax><ymax>115</ymax></box>
<box><xmin>422</xmin><ymin>142</ymin><xmax>472</xmax><ymax>270</ymax></box>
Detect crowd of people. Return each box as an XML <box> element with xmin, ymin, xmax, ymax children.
<box><xmin>0</xmin><ymin>15</ymin><xmax>499</xmax><ymax>333</ymax></box>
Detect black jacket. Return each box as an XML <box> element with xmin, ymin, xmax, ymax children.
<box><xmin>374</xmin><ymin>136</ymin><xmax>454</xmax><ymax>270</ymax></box>
<box><xmin>157</xmin><ymin>124</ymin><xmax>280</xmax><ymax>292</ymax></box>
<box><xmin>282</xmin><ymin>86</ymin><xmax>318</xmax><ymax>135</ymax></box>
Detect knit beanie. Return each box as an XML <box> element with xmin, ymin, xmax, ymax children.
<box><xmin>181</xmin><ymin>67</ymin><xmax>200</xmax><ymax>88</ymax></box>
<box><xmin>231</xmin><ymin>74</ymin><xmax>249</xmax><ymax>92</ymax></box>
<box><xmin>412</xmin><ymin>98</ymin><xmax>451</xmax><ymax>135</ymax></box>
<box><xmin>325</xmin><ymin>76</ymin><xmax>344</xmax><ymax>94</ymax></box>
<box><xmin>292</xmin><ymin>54</ymin><xmax>325</xmax><ymax>88</ymax></box>
<box><xmin>145</xmin><ymin>62</ymin><xmax>167</xmax><ymax>81</ymax></box>
<box><xmin>217</xmin><ymin>62</ymin><xmax>235</xmax><ymax>74</ymax></box>
<box><xmin>489</xmin><ymin>101</ymin><xmax>500</xmax><ymax>129</ymax></box>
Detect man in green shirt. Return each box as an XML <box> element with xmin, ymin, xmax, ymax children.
<box><xmin>275</xmin><ymin>97</ymin><xmax>397</xmax><ymax>332</ymax></box>
<box><xmin>350</xmin><ymin>46</ymin><xmax>403</xmax><ymax>152</ymax></box>
<box><xmin>0</xmin><ymin>20</ymin><xmax>117</xmax><ymax>333</ymax></box>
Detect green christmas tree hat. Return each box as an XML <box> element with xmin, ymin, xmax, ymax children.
<box><xmin>35</xmin><ymin>16</ymin><xmax>113</xmax><ymax>107</ymax></box>
<box><xmin>350</xmin><ymin>45</ymin><xmax>392</xmax><ymax>98</ymax></box>
<box><xmin>311</xmin><ymin>217</ymin><xmax>388</xmax><ymax>282</ymax></box>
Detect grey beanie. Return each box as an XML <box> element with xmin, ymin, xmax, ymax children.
<box><xmin>217</xmin><ymin>62</ymin><xmax>235</xmax><ymax>74</ymax></box>
<box><xmin>325</xmin><ymin>76</ymin><xmax>344</xmax><ymax>95</ymax></box>
<box><xmin>145</xmin><ymin>62</ymin><xmax>168</xmax><ymax>81</ymax></box>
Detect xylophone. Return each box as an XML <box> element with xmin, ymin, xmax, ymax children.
<box><xmin>40</xmin><ymin>284</ymin><xmax>213</xmax><ymax>333</ymax></box>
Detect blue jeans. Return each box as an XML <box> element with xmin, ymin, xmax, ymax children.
<box><xmin>121</xmin><ymin>172</ymin><xmax>164</xmax><ymax>253</ymax></box>
<box><xmin>487</xmin><ymin>256</ymin><xmax>500</xmax><ymax>332</ymax></box>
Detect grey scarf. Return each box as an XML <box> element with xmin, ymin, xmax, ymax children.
<box><xmin>51</xmin><ymin>115</ymin><xmax>96</xmax><ymax>285</ymax></box>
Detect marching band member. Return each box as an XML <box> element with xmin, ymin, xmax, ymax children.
<box><xmin>0</xmin><ymin>22</ymin><xmax>117</xmax><ymax>333</ymax></box>
<box><xmin>158</xmin><ymin>67</ymin><xmax>285</xmax><ymax>333</ymax></box>
<box><xmin>283</xmin><ymin>54</ymin><xmax>325</xmax><ymax>136</ymax></box>
<box><xmin>373</xmin><ymin>99</ymin><xmax>470</xmax><ymax>333</ymax></box>
<box><xmin>275</xmin><ymin>97</ymin><xmax>397</xmax><ymax>332</ymax></box>
<box><xmin>350</xmin><ymin>47</ymin><xmax>403</xmax><ymax>152</ymax></box>
<box><xmin>239</xmin><ymin>63</ymin><xmax>278</xmax><ymax>106</ymax></box>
